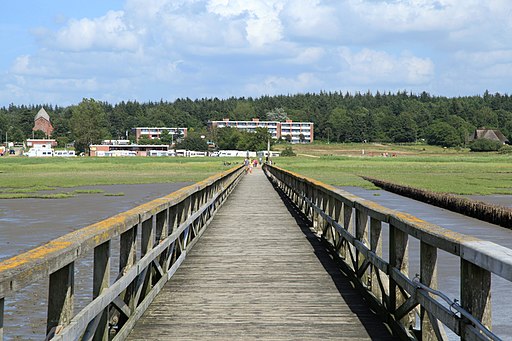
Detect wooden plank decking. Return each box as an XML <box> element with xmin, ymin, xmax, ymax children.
<box><xmin>127</xmin><ymin>167</ymin><xmax>396</xmax><ymax>340</ymax></box>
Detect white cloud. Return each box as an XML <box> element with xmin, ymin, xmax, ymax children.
<box><xmin>338</xmin><ymin>48</ymin><xmax>434</xmax><ymax>85</ymax></box>
<box><xmin>51</xmin><ymin>10</ymin><xmax>140</xmax><ymax>51</ymax></box>
<box><xmin>246</xmin><ymin>72</ymin><xmax>322</xmax><ymax>95</ymax></box>
<box><xmin>290</xmin><ymin>47</ymin><xmax>325</xmax><ymax>65</ymax></box>
<box><xmin>2</xmin><ymin>0</ymin><xmax>512</xmax><ymax>105</ymax></box>
<box><xmin>207</xmin><ymin>0</ymin><xmax>285</xmax><ymax>47</ymax></box>
<box><xmin>281</xmin><ymin>0</ymin><xmax>341</xmax><ymax>40</ymax></box>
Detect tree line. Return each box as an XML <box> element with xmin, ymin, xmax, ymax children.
<box><xmin>1</xmin><ymin>90</ymin><xmax>511</xmax><ymax>152</ymax></box>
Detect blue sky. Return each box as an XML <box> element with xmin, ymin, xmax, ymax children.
<box><xmin>1</xmin><ymin>0</ymin><xmax>511</xmax><ymax>106</ymax></box>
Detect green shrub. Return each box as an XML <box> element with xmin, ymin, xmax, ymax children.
<box><xmin>469</xmin><ymin>139</ymin><xmax>502</xmax><ymax>152</ymax></box>
<box><xmin>280</xmin><ymin>146</ymin><xmax>296</xmax><ymax>157</ymax></box>
<box><xmin>498</xmin><ymin>144</ymin><xmax>512</xmax><ymax>154</ymax></box>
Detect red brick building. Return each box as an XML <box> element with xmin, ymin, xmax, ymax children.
<box><xmin>33</xmin><ymin>108</ymin><xmax>54</xmax><ymax>137</ymax></box>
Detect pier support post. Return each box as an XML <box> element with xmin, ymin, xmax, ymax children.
<box><xmin>420</xmin><ymin>242</ymin><xmax>446</xmax><ymax>340</ymax></box>
<box><xmin>93</xmin><ymin>241</ymin><xmax>110</xmax><ymax>341</ymax></box>
<box><xmin>47</xmin><ymin>262</ymin><xmax>74</xmax><ymax>335</ymax></box>
<box><xmin>461</xmin><ymin>260</ymin><xmax>491</xmax><ymax>339</ymax></box>
<box><xmin>389</xmin><ymin>225</ymin><xmax>412</xmax><ymax>328</ymax></box>
<box><xmin>370</xmin><ymin>218</ymin><xmax>384</xmax><ymax>305</ymax></box>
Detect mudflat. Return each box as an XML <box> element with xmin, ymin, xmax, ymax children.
<box><xmin>0</xmin><ymin>182</ymin><xmax>190</xmax><ymax>261</ymax></box>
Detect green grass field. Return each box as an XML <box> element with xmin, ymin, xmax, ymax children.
<box><xmin>273</xmin><ymin>143</ymin><xmax>512</xmax><ymax>195</ymax></box>
<box><xmin>1</xmin><ymin>144</ymin><xmax>511</xmax><ymax>198</ymax></box>
<box><xmin>0</xmin><ymin>157</ymin><xmax>240</xmax><ymax>198</ymax></box>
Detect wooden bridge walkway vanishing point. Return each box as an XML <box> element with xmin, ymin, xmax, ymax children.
<box><xmin>1</xmin><ymin>163</ymin><xmax>511</xmax><ymax>340</ymax></box>
<box><xmin>127</xmin><ymin>167</ymin><xmax>395</xmax><ymax>340</ymax></box>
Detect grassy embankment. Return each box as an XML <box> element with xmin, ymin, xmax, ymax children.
<box><xmin>273</xmin><ymin>142</ymin><xmax>512</xmax><ymax>195</ymax></box>
<box><xmin>0</xmin><ymin>157</ymin><xmax>239</xmax><ymax>199</ymax></box>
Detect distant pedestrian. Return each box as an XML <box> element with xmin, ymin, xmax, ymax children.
<box><xmin>253</xmin><ymin>159</ymin><xmax>258</xmax><ymax>168</ymax></box>
<box><xmin>244</xmin><ymin>158</ymin><xmax>250</xmax><ymax>173</ymax></box>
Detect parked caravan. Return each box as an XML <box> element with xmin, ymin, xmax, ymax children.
<box><xmin>26</xmin><ymin>148</ymin><xmax>54</xmax><ymax>157</ymax></box>
<box><xmin>54</xmin><ymin>150</ymin><xmax>76</xmax><ymax>157</ymax></box>
<box><xmin>257</xmin><ymin>151</ymin><xmax>280</xmax><ymax>158</ymax></box>
<box><xmin>149</xmin><ymin>150</ymin><xmax>173</xmax><ymax>157</ymax></box>
<box><xmin>218</xmin><ymin>150</ymin><xmax>256</xmax><ymax>157</ymax></box>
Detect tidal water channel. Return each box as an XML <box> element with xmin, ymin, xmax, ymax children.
<box><xmin>342</xmin><ymin>186</ymin><xmax>512</xmax><ymax>340</ymax></box>
<box><xmin>0</xmin><ymin>181</ymin><xmax>510</xmax><ymax>339</ymax></box>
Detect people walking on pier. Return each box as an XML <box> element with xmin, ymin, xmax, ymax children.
<box><xmin>244</xmin><ymin>158</ymin><xmax>250</xmax><ymax>173</ymax></box>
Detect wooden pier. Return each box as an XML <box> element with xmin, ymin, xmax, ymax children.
<box><xmin>2</xmin><ymin>164</ymin><xmax>510</xmax><ymax>340</ymax></box>
<box><xmin>127</xmin><ymin>167</ymin><xmax>395</xmax><ymax>340</ymax></box>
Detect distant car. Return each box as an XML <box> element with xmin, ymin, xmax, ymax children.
<box><xmin>9</xmin><ymin>149</ymin><xmax>15</xmax><ymax>155</ymax></box>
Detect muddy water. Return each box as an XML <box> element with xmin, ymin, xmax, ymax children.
<box><xmin>468</xmin><ymin>194</ymin><xmax>512</xmax><ymax>208</ymax></box>
<box><xmin>0</xmin><ymin>182</ymin><xmax>190</xmax><ymax>340</ymax></box>
<box><xmin>342</xmin><ymin>187</ymin><xmax>512</xmax><ymax>340</ymax></box>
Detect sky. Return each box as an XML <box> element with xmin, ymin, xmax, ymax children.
<box><xmin>0</xmin><ymin>0</ymin><xmax>511</xmax><ymax>106</ymax></box>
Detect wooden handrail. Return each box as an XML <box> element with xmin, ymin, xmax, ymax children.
<box><xmin>0</xmin><ymin>164</ymin><xmax>245</xmax><ymax>340</ymax></box>
<box><xmin>265</xmin><ymin>164</ymin><xmax>510</xmax><ymax>341</ymax></box>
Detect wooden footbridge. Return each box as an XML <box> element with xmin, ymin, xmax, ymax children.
<box><xmin>0</xmin><ymin>164</ymin><xmax>511</xmax><ymax>340</ymax></box>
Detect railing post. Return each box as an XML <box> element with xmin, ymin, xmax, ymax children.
<box><xmin>370</xmin><ymin>217</ymin><xmax>384</xmax><ymax>305</ymax></box>
<box><xmin>420</xmin><ymin>241</ymin><xmax>446</xmax><ymax>341</ymax></box>
<box><xmin>47</xmin><ymin>262</ymin><xmax>74</xmax><ymax>335</ymax></box>
<box><xmin>118</xmin><ymin>225</ymin><xmax>137</xmax><ymax>325</ymax></box>
<box><xmin>461</xmin><ymin>260</ymin><xmax>492</xmax><ymax>339</ymax></box>
<box><xmin>343</xmin><ymin>203</ymin><xmax>353</xmax><ymax>269</ymax></box>
<box><xmin>323</xmin><ymin>195</ymin><xmax>335</xmax><ymax>244</ymax></box>
<box><xmin>168</xmin><ymin>205</ymin><xmax>178</xmax><ymax>235</ymax></box>
<box><xmin>93</xmin><ymin>241</ymin><xmax>111</xmax><ymax>341</ymax></box>
<box><xmin>356</xmin><ymin>208</ymin><xmax>369</xmax><ymax>286</ymax></box>
<box><xmin>389</xmin><ymin>224</ymin><xmax>412</xmax><ymax>327</ymax></box>
<box><xmin>141</xmin><ymin>217</ymin><xmax>155</xmax><ymax>298</ymax></box>
<box><xmin>332</xmin><ymin>199</ymin><xmax>343</xmax><ymax>256</ymax></box>
<box><xmin>1</xmin><ymin>297</ymin><xmax>4</xmax><ymax>341</ymax></box>
<box><xmin>312</xmin><ymin>187</ymin><xmax>320</xmax><ymax>232</ymax></box>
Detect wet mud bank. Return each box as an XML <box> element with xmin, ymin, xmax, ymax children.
<box><xmin>0</xmin><ymin>182</ymin><xmax>190</xmax><ymax>261</ymax></box>
<box><xmin>362</xmin><ymin>176</ymin><xmax>512</xmax><ymax>229</ymax></box>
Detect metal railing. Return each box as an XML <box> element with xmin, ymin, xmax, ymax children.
<box><xmin>265</xmin><ymin>165</ymin><xmax>512</xmax><ymax>341</ymax></box>
<box><xmin>0</xmin><ymin>165</ymin><xmax>244</xmax><ymax>340</ymax></box>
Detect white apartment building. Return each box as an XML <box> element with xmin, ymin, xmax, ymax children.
<box><xmin>279</xmin><ymin>120</ymin><xmax>314</xmax><ymax>143</ymax></box>
<box><xmin>209</xmin><ymin>118</ymin><xmax>314</xmax><ymax>143</ymax></box>
<box><xmin>210</xmin><ymin>118</ymin><xmax>280</xmax><ymax>139</ymax></box>
<box><xmin>133</xmin><ymin>127</ymin><xmax>188</xmax><ymax>142</ymax></box>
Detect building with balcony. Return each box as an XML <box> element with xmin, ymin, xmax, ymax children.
<box><xmin>209</xmin><ymin>118</ymin><xmax>280</xmax><ymax>139</ymax></box>
<box><xmin>133</xmin><ymin>127</ymin><xmax>188</xmax><ymax>143</ymax></box>
<box><xmin>278</xmin><ymin>120</ymin><xmax>314</xmax><ymax>143</ymax></box>
<box><xmin>209</xmin><ymin>118</ymin><xmax>314</xmax><ymax>143</ymax></box>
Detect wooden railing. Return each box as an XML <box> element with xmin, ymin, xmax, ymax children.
<box><xmin>265</xmin><ymin>165</ymin><xmax>511</xmax><ymax>341</ymax></box>
<box><xmin>0</xmin><ymin>165</ymin><xmax>244</xmax><ymax>340</ymax></box>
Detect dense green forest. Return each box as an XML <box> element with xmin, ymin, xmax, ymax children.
<box><xmin>1</xmin><ymin>90</ymin><xmax>511</xmax><ymax>152</ymax></box>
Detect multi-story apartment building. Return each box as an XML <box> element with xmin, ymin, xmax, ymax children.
<box><xmin>278</xmin><ymin>120</ymin><xmax>314</xmax><ymax>143</ymax></box>
<box><xmin>209</xmin><ymin>118</ymin><xmax>314</xmax><ymax>143</ymax></box>
<box><xmin>210</xmin><ymin>118</ymin><xmax>280</xmax><ymax>139</ymax></box>
<box><xmin>133</xmin><ymin>127</ymin><xmax>188</xmax><ymax>142</ymax></box>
